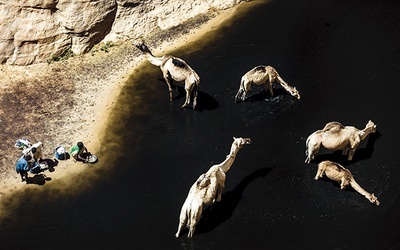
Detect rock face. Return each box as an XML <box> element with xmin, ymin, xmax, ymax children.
<box><xmin>0</xmin><ymin>0</ymin><xmax>241</xmax><ymax>65</ymax></box>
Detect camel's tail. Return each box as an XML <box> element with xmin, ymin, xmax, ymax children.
<box><xmin>133</xmin><ymin>40</ymin><xmax>164</xmax><ymax>67</ymax></box>
<box><xmin>305</xmin><ymin>136</ymin><xmax>310</xmax><ymax>156</ymax></box>
<box><xmin>305</xmin><ymin>136</ymin><xmax>311</xmax><ymax>163</ymax></box>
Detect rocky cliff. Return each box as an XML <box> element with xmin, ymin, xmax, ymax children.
<box><xmin>0</xmin><ymin>0</ymin><xmax>241</xmax><ymax>65</ymax></box>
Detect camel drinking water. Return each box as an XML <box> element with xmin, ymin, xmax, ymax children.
<box><xmin>305</xmin><ymin>120</ymin><xmax>377</xmax><ymax>163</ymax></box>
<box><xmin>234</xmin><ymin>65</ymin><xmax>300</xmax><ymax>102</ymax></box>
<box><xmin>134</xmin><ymin>40</ymin><xmax>200</xmax><ymax>109</ymax></box>
<box><xmin>175</xmin><ymin>137</ymin><xmax>251</xmax><ymax>238</ymax></box>
<box><xmin>314</xmin><ymin>160</ymin><xmax>380</xmax><ymax>206</ymax></box>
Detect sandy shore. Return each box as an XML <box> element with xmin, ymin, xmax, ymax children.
<box><xmin>0</xmin><ymin>1</ymin><xmax>262</xmax><ymax>216</ymax></box>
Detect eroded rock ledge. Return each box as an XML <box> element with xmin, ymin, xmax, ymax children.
<box><xmin>0</xmin><ymin>0</ymin><xmax>241</xmax><ymax>65</ymax></box>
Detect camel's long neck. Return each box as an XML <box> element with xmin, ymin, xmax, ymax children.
<box><xmin>349</xmin><ymin>179</ymin><xmax>373</xmax><ymax>200</ymax></box>
<box><xmin>218</xmin><ymin>144</ymin><xmax>240</xmax><ymax>173</ymax></box>
<box><xmin>143</xmin><ymin>52</ymin><xmax>163</xmax><ymax>67</ymax></box>
<box><xmin>358</xmin><ymin>127</ymin><xmax>373</xmax><ymax>140</ymax></box>
<box><xmin>276</xmin><ymin>75</ymin><xmax>296</xmax><ymax>92</ymax></box>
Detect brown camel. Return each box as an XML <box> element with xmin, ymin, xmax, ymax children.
<box><xmin>235</xmin><ymin>65</ymin><xmax>300</xmax><ymax>102</ymax></box>
<box><xmin>315</xmin><ymin>160</ymin><xmax>380</xmax><ymax>206</ymax></box>
<box><xmin>134</xmin><ymin>40</ymin><xmax>200</xmax><ymax>109</ymax></box>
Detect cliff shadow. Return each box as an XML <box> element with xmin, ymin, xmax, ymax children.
<box><xmin>312</xmin><ymin>130</ymin><xmax>382</xmax><ymax>166</ymax></box>
<box><xmin>194</xmin><ymin>167</ymin><xmax>272</xmax><ymax>235</ymax></box>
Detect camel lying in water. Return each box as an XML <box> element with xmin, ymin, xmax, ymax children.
<box><xmin>175</xmin><ymin>137</ymin><xmax>251</xmax><ymax>238</ymax></box>
<box><xmin>305</xmin><ymin>120</ymin><xmax>377</xmax><ymax>163</ymax></box>
<box><xmin>315</xmin><ymin>160</ymin><xmax>380</xmax><ymax>206</ymax></box>
<box><xmin>235</xmin><ymin>65</ymin><xmax>300</xmax><ymax>102</ymax></box>
<box><xmin>134</xmin><ymin>40</ymin><xmax>200</xmax><ymax>109</ymax></box>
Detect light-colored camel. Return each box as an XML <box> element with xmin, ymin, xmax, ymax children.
<box><xmin>314</xmin><ymin>160</ymin><xmax>380</xmax><ymax>206</ymax></box>
<box><xmin>305</xmin><ymin>120</ymin><xmax>377</xmax><ymax>163</ymax></box>
<box><xmin>235</xmin><ymin>65</ymin><xmax>300</xmax><ymax>102</ymax></box>
<box><xmin>134</xmin><ymin>40</ymin><xmax>200</xmax><ymax>109</ymax></box>
<box><xmin>175</xmin><ymin>137</ymin><xmax>252</xmax><ymax>238</ymax></box>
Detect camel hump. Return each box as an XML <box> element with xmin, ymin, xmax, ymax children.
<box><xmin>172</xmin><ymin>58</ymin><xmax>186</xmax><ymax>68</ymax></box>
<box><xmin>323</xmin><ymin>121</ymin><xmax>344</xmax><ymax>133</ymax></box>
<box><xmin>254</xmin><ymin>66</ymin><xmax>266</xmax><ymax>73</ymax></box>
<box><xmin>196</xmin><ymin>173</ymin><xmax>210</xmax><ymax>188</ymax></box>
<box><xmin>330</xmin><ymin>161</ymin><xmax>345</xmax><ymax>172</ymax></box>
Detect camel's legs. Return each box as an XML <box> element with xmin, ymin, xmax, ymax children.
<box><xmin>175</xmin><ymin>209</ymin><xmax>188</xmax><ymax>238</ymax></box>
<box><xmin>182</xmin><ymin>81</ymin><xmax>194</xmax><ymax>108</ymax></box>
<box><xmin>347</xmin><ymin>149</ymin><xmax>356</xmax><ymax>161</ymax></box>
<box><xmin>237</xmin><ymin>80</ymin><xmax>251</xmax><ymax>102</ymax></box>
<box><xmin>216</xmin><ymin>184</ymin><xmax>224</xmax><ymax>202</ymax></box>
<box><xmin>267</xmin><ymin>76</ymin><xmax>274</xmax><ymax>97</ymax></box>
<box><xmin>187</xmin><ymin>207</ymin><xmax>202</xmax><ymax>238</ymax></box>
<box><xmin>305</xmin><ymin>149</ymin><xmax>314</xmax><ymax>164</ymax></box>
<box><xmin>192</xmin><ymin>83</ymin><xmax>199</xmax><ymax>109</ymax></box>
<box><xmin>305</xmin><ymin>140</ymin><xmax>319</xmax><ymax>163</ymax></box>
<box><xmin>175</xmin><ymin>222</ymin><xmax>184</xmax><ymax>238</ymax></box>
<box><xmin>162</xmin><ymin>71</ymin><xmax>174</xmax><ymax>102</ymax></box>
<box><xmin>340</xmin><ymin>178</ymin><xmax>349</xmax><ymax>189</ymax></box>
<box><xmin>235</xmin><ymin>78</ymin><xmax>250</xmax><ymax>102</ymax></box>
<box><xmin>314</xmin><ymin>168</ymin><xmax>324</xmax><ymax>180</ymax></box>
<box><xmin>234</xmin><ymin>89</ymin><xmax>244</xmax><ymax>102</ymax></box>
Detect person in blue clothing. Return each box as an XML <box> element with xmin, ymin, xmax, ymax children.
<box><xmin>16</xmin><ymin>155</ymin><xmax>32</xmax><ymax>182</ymax></box>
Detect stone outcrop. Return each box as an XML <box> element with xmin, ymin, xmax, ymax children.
<box><xmin>0</xmin><ymin>0</ymin><xmax>241</xmax><ymax>65</ymax></box>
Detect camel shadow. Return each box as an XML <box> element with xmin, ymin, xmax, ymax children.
<box><xmin>27</xmin><ymin>174</ymin><xmax>52</xmax><ymax>186</ymax></box>
<box><xmin>195</xmin><ymin>91</ymin><xmax>219</xmax><ymax>111</ymax></box>
<box><xmin>248</xmin><ymin>87</ymin><xmax>289</xmax><ymax>102</ymax></box>
<box><xmin>313</xmin><ymin>130</ymin><xmax>382</xmax><ymax>166</ymax></box>
<box><xmin>194</xmin><ymin>167</ymin><xmax>272</xmax><ymax>235</ymax></box>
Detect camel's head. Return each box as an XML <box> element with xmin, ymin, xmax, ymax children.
<box><xmin>233</xmin><ymin>137</ymin><xmax>252</xmax><ymax>149</ymax></box>
<box><xmin>289</xmin><ymin>87</ymin><xmax>301</xmax><ymax>100</ymax></box>
<box><xmin>365</xmin><ymin>120</ymin><xmax>377</xmax><ymax>133</ymax></box>
<box><xmin>132</xmin><ymin>39</ymin><xmax>151</xmax><ymax>54</ymax></box>
<box><xmin>369</xmin><ymin>193</ymin><xmax>380</xmax><ymax>206</ymax></box>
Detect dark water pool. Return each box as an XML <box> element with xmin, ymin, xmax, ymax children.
<box><xmin>1</xmin><ymin>0</ymin><xmax>400</xmax><ymax>249</ymax></box>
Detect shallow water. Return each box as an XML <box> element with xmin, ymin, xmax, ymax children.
<box><xmin>1</xmin><ymin>0</ymin><xmax>400</xmax><ymax>249</ymax></box>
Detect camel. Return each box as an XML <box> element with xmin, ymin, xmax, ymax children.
<box><xmin>175</xmin><ymin>137</ymin><xmax>252</xmax><ymax>238</ymax></box>
<box><xmin>314</xmin><ymin>160</ymin><xmax>380</xmax><ymax>206</ymax></box>
<box><xmin>234</xmin><ymin>65</ymin><xmax>300</xmax><ymax>102</ymax></box>
<box><xmin>133</xmin><ymin>40</ymin><xmax>200</xmax><ymax>109</ymax></box>
<box><xmin>305</xmin><ymin>120</ymin><xmax>377</xmax><ymax>163</ymax></box>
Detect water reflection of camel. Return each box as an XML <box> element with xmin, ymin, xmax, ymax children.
<box><xmin>315</xmin><ymin>160</ymin><xmax>380</xmax><ymax>206</ymax></box>
<box><xmin>175</xmin><ymin>137</ymin><xmax>251</xmax><ymax>238</ymax></box>
<box><xmin>134</xmin><ymin>40</ymin><xmax>200</xmax><ymax>109</ymax></box>
<box><xmin>195</xmin><ymin>168</ymin><xmax>271</xmax><ymax>235</ymax></box>
<box><xmin>235</xmin><ymin>65</ymin><xmax>300</xmax><ymax>102</ymax></box>
<box><xmin>305</xmin><ymin>120</ymin><xmax>377</xmax><ymax>164</ymax></box>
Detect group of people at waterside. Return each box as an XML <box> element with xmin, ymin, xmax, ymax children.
<box><xmin>133</xmin><ymin>41</ymin><xmax>381</xmax><ymax>238</ymax></box>
<box><xmin>15</xmin><ymin>139</ymin><xmax>91</xmax><ymax>183</ymax></box>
